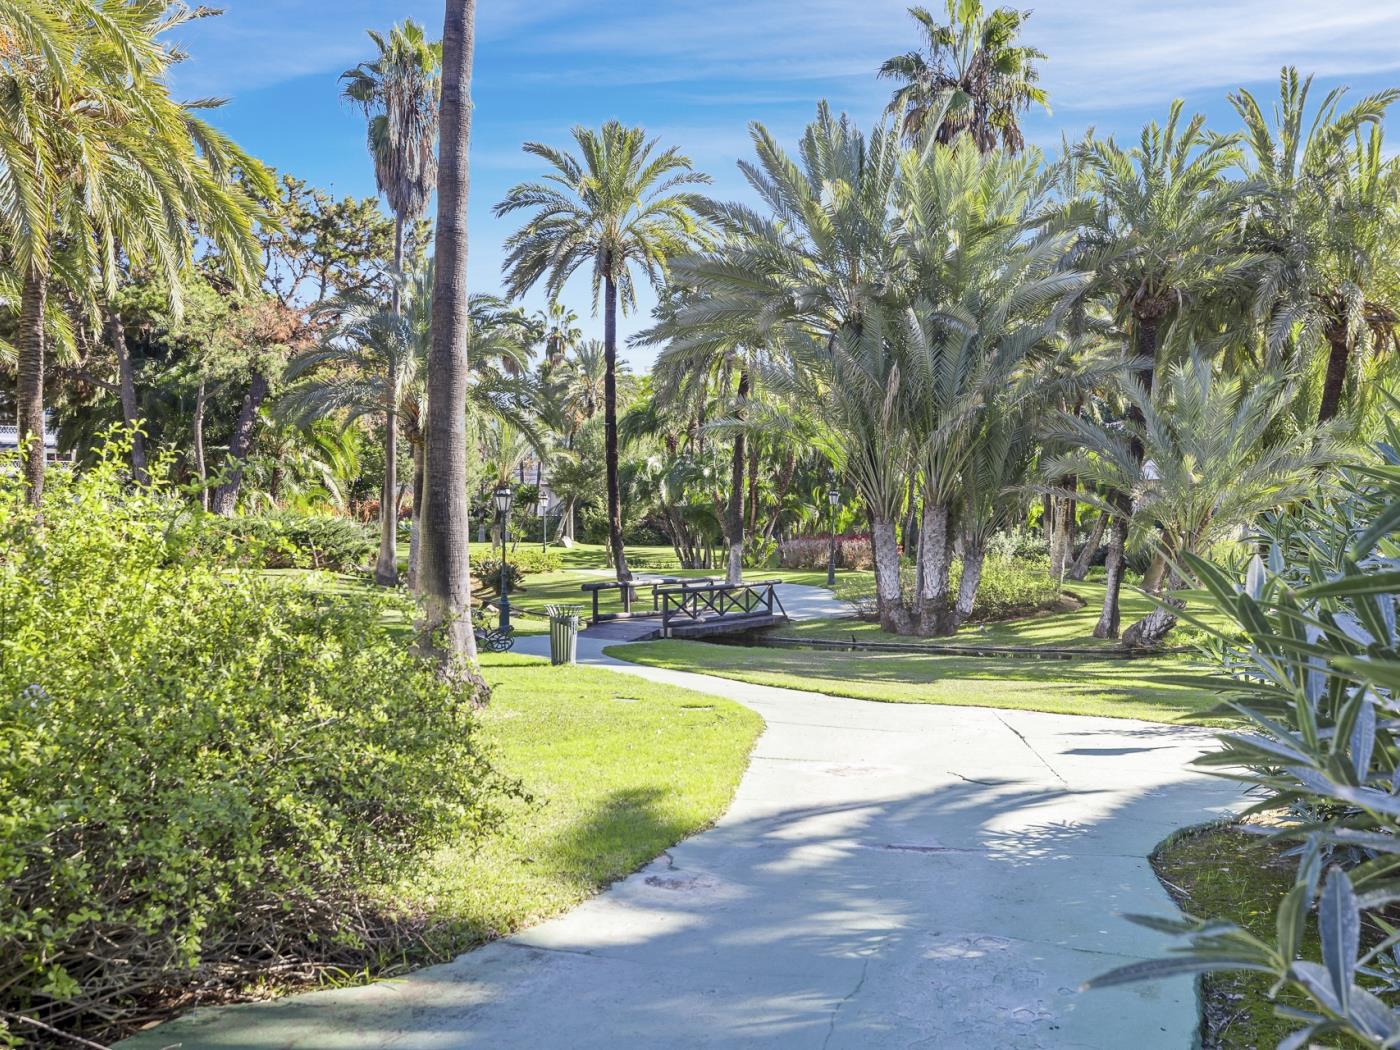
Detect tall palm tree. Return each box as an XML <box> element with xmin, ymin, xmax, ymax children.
<box><xmin>494</xmin><ymin>122</ymin><xmax>711</xmax><ymax>582</ymax></box>
<box><xmin>1078</xmin><ymin>102</ymin><xmax>1246</xmax><ymax>637</ymax></box>
<box><xmin>879</xmin><ymin>1</ymin><xmax>1048</xmax><ymax>151</ymax></box>
<box><xmin>1043</xmin><ymin>354</ymin><xmax>1339</xmax><ymax>648</ymax></box>
<box><xmin>419</xmin><ymin>0</ymin><xmax>481</xmax><ymax>683</ymax></box>
<box><xmin>1232</xmin><ymin>68</ymin><xmax>1400</xmax><ymax>426</ymax></box>
<box><xmin>341</xmin><ymin>19</ymin><xmax>441</xmax><ymax>316</ymax></box>
<box><xmin>1</xmin><ymin>1</ymin><xmax>270</xmax><ymax>504</ymax></box>
<box><xmin>535</xmin><ymin>300</ymin><xmax>582</xmax><ymax>369</ymax></box>
<box><xmin>342</xmin><ymin>19</ymin><xmax>441</xmax><ymax>584</ymax></box>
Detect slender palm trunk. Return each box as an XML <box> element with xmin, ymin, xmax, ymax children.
<box><xmin>391</xmin><ymin>214</ymin><xmax>404</xmax><ymax>316</ymax></box>
<box><xmin>725</xmin><ymin>370</ymin><xmax>748</xmax><ymax>585</ymax></box>
<box><xmin>1318</xmin><ymin>319</ymin><xmax>1350</xmax><ymax>424</ymax></box>
<box><xmin>193</xmin><ymin>379</ymin><xmax>209</xmax><ymax>511</ymax></box>
<box><xmin>375</xmin><ymin>407</ymin><xmax>400</xmax><ymax>585</ymax></box>
<box><xmin>408</xmin><ymin>439</ymin><xmax>424</xmax><ymax>590</ymax></box>
<box><xmin>603</xmin><ymin>268</ymin><xmax>630</xmax><ymax>582</ymax></box>
<box><xmin>1066</xmin><ymin>509</ymin><xmax>1107</xmax><ymax>581</ymax></box>
<box><xmin>106</xmin><ymin>308</ymin><xmax>147</xmax><ymax>484</ymax></box>
<box><xmin>420</xmin><ymin>0</ymin><xmax>484</xmax><ymax>685</ymax></box>
<box><xmin>16</xmin><ymin>268</ymin><xmax>47</xmax><ymax>506</ymax></box>
<box><xmin>211</xmin><ymin>371</ymin><xmax>269</xmax><ymax>516</ymax></box>
<box><xmin>1141</xmin><ymin>550</ymin><xmax>1167</xmax><ymax>595</ymax></box>
<box><xmin>1097</xmin><ymin>311</ymin><xmax>1159</xmax><ymax>637</ymax></box>
<box><xmin>1093</xmin><ymin>503</ymin><xmax>1130</xmax><ymax>639</ymax></box>
<box><xmin>952</xmin><ymin>533</ymin><xmax>986</xmax><ymax>628</ymax></box>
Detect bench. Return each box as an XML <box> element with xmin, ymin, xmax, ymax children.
<box><xmin>580</xmin><ymin>575</ymin><xmax>722</xmax><ymax>625</ymax></box>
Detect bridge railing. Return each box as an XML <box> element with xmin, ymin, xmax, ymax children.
<box><xmin>657</xmin><ymin>579</ymin><xmax>787</xmax><ymax>637</ymax></box>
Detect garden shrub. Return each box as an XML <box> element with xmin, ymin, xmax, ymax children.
<box><xmin>191</xmin><ymin>508</ymin><xmax>375</xmax><ymax>572</ymax></box>
<box><xmin>1088</xmin><ymin>418</ymin><xmax>1400</xmax><ymax>1046</ymax></box>
<box><xmin>0</xmin><ymin>448</ymin><xmax>507</xmax><ymax>1046</ymax></box>
<box><xmin>779</xmin><ymin>534</ymin><xmax>874</xmax><ymax>570</ymax></box>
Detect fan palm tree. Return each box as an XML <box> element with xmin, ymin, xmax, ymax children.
<box><xmin>419</xmin><ymin>0</ymin><xmax>481</xmax><ymax>680</ymax></box>
<box><xmin>1</xmin><ymin>0</ymin><xmax>271</xmax><ymax>504</ymax></box>
<box><xmin>878</xmin><ymin>1</ymin><xmax>1048</xmax><ymax>151</ymax></box>
<box><xmin>494</xmin><ymin>121</ymin><xmax>711</xmax><ymax>582</ymax></box>
<box><xmin>1043</xmin><ymin>354</ymin><xmax>1340</xmax><ymax>648</ymax></box>
<box><xmin>341</xmin><ymin>19</ymin><xmax>441</xmax><ymax>316</ymax></box>
<box><xmin>1232</xmin><ymin>68</ymin><xmax>1400</xmax><ymax>426</ymax></box>
<box><xmin>1078</xmin><ymin>102</ymin><xmax>1247</xmax><ymax>637</ymax></box>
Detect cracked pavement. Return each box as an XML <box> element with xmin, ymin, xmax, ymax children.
<box><xmin>119</xmin><ymin>592</ymin><xmax>1242</xmax><ymax>1049</ymax></box>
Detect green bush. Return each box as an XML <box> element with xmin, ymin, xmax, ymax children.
<box><xmin>0</xmin><ymin>448</ymin><xmax>506</xmax><ymax>1045</ymax></box>
<box><xmin>191</xmin><ymin>509</ymin><xmax>375</xmax><ymax>572</ymax></box>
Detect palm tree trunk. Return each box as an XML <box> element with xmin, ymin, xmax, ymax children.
<box><xmin>952</xmin><ymin>533</ymin><xmax>986</xmax><ymax>629</ymax></box>
<box><xmin>725</xmin><ymin>370</ymin><xmax>748</xmax><ymax>585</ymax></box>
<box><xmin>603</xmin><ymin>268</ymin><xmax>631</xmax><ymax>582</ymax></box>
<box><xmin>16</xmin><ymin>268</ymin><xmax>47</xmax><ymax>506</ymax></box>
<box><xmin>408</xmin><ymin>439</ymin><xmax>425</xmax><ymax>590</ymax></box>
<box><xmin>375</xmin><ymin>407</ymin><xmax>400</xmax><ymax>585</ymax></box>
<box><xmin>759</xmin><ymin>448</ymin><xmax>797</xmax><ymax>544</ymax></box>
<box><xmin>105</xmin><ymin>307</ymin><xmax>148</xmax><ymax>484</ymax></box>
<box><xmin>420</xmin><ymin>0</ymin><xmax>484</xmax><ymax>686</ymax></box>
<box><xmin>1318</xmin><ymin>319</ymin><xmax>1350</xmax><ymax>424</ymax></box>
<box><xmin>1066</xmin><ymin>509</ymin><xmax>1107</xmax><ymax>581</ymax></box>
<box><xmin>916</xmin><ymin>500</ymin><xmax>954</xmax><ymax>635</ymax></box>
<box><xmin>1093</xmin><ymin>503</ymin><xmax>1130</xmax><ymax>639</ymax></box>
<box><xmin>871</xmin><ymin>516</ymin><xmax>910</xmax><ymax>634</ymax></box>
<box><xmin>193</xmin><ymin>378</ymin><xmax>209</xmax><ymax>511</ymax></box>
<box><xmin>391</xmin><ymin>214</ymin><xmax>404</xmax><ymax>316</ymax></box>
<box><xmin>1122</xmin><ymin>566</ymin><xmax>1184</xmax><ymax>650</ymax></box>
<box><xmin>211</xmin><ymin>370</ymin><xmax>269</xmax><ymax>516</ymax></box>
<box><xmin>1141</xmin><ymin>550</ymin><xmax>1167</xmax><ymax>595</ymax></box>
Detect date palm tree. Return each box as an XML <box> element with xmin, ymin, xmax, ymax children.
<box><xmin>879</xmin><ymin>1</ymin><xmax>1048</xmax><ymax>151</ymax></box>
<box><xmin>342</xmin><ymin>19</ymin><xmax>441</xmax><ymax>584</ymax></box>
<box><xmin>1077</xmin><ymin>102</ymin><xmax>1247</xmax><ymax>637</ymax></box>
<box><xmin>1232</xmin><ymin>68</ymin><xmax>1400</xmax><ymax>426</ymax></box>
<box><xmin>1043</xmin><ymin>354</ymin><xmax>1339</xmax><ymax>648</ymax></box>
<box><xmin>1</xmin><ymin>1</ymin><xmax>270</xmax><ymax>504</ymax></box>
<box><xmin>494</xmin><ymin>121</ymin><xmax>711</xmax><ymax>582</ymax></box>
<box><xmin>419</xmin><ymin>0</ymin><xmax>481</xmax><ymax>682</ymax></box>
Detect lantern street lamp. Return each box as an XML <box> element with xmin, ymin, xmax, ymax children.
<box><xmin>826</xmin><ymin>485</ymin><xmax>840</xmax><ymax>586</ymax></box>
<box><xmin>493</xmin><ymin>484</ymin><xmax>514</xmax><ymax>629</ymax></box>
<box><xmin>538</xmin><ymin>491</ymin><xmax>550</xmax><ymax>552</ymax></box>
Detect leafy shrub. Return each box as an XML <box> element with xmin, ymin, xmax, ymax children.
<box><xmin>1088</xmin><ymin>422</ymin><xmax>1400</xmax><ymax>1046</ymax></box>
<box><xmin>834</xmin><ymin>555</ymin><xmax>1059</xmax><ymax>623</ymax></box>
<box><xmin>474</xmin><ymin>556</ymin><xmax>524</xmax><ymax>595</ymax></box>
<box><xmin>0</xmin><ymin>448</ymin><xmax>506</xmax><ymax>1045</ymax></box>
<box><xmin>779</xmin><ymin>534</ymin><xmax>874</xmax><ymax>570</ymax></box>
<box><xmin>501</xmin><ymin>547</ymin><xmax>564</xmax><ymax>574</ymax></box>
<box><xmin>192</xmin><ymin>509</ymin><xmax>375</xmax><ymax>572</ymax></box>
<box><xmin>743</xmin><ymin>536</ymin><xmax>778</xmax><ymax>569</ymax></box>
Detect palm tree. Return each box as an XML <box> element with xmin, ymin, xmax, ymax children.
<box><xmin>419</xmin><ymin>0</ymin><xmax>481</xmax><ymax>684</ymax></box>
<box><xmin>1232</xmin><ymin>68</ymin><xmax>1400</xmax><ymax>426</ymax></box>
<box><xmin>494</xmin><ymin>122</ymin><xmax>711</xmax><ymax>582</ymax></box>
<box><xmin>1078</xmin><ymin>102</ymin><xmax>1246</xmax><ymax>637</ymax></box>
<box><xmin>342</xmin><ymin>19</ymin><xmax>441</xmax><ymax>584</ymax></box>
<box><xmin>879</xmin><ymin>1</ymin><xmax>1048</xmax><ymax>151</ymax></box>
<box><xmin>341</xmin><ymin>19</ymin><xmax>441</xmax><ymax>316</ymax></box>
<box><xmin>535</xmin><ymin>300</ymin><xmax>582</xmax><ymax>369</ymax></box>
<box><xmin>1043</xmin><ymin>354</ymin><xmax>1339</xmax><ymax>648</ymax></box>
<box><xmin>1</xmin><ymin>1</ymin><xmax>270</xmax><ymax>504</ymax></box>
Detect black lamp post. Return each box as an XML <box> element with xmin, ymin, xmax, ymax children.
<box><xmin>826</xmin><ymin>485</ymin><xmax>840</xmax><ymax>586</ymax></box>
<box><xmin>493</xmin><ymin>484</ymin><xmax>513</xmax><ymax>629</ymax></box>
<box><xmin>538</xmin><ymin>492</ymin><xmax>549</xmax><ymax>552</ymax></box>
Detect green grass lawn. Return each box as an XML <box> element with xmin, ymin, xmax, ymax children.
<box><xmin>773</xmin><ymin>578</ymin><xmax>1232</xmax><ymax>650</ymax></box>
<box><xmin>393</xmin><ymin>652</ymin><xmax>764</xmax><ymax>949</ymax></box>
<box><xmin>606</xmin><ymin>639</ymin><xmax>1230</xmax><ymax>726</ymax></box>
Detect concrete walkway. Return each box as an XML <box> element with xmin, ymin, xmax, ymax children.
<box><xmin>121</xmin><ymin>590</ymin><xmax>1240</xmax><ymax>1050</ymax></box>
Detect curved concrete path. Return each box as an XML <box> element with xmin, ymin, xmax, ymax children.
<box><xmin>121</xmin><ymin>587</ymin><xmax>1241</xmax><ymax>1050</ymax></box>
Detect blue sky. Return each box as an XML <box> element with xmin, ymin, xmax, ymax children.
<box><xmin>170</xmin><ymin>0</ymin><xmax>1400</xmax><ymax>368</ymax></box>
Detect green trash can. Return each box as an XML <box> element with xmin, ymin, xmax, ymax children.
<box><xmin>546</xmin><ymin>604</ymin><xmax>581</xmax><ymax>666</ymax></box>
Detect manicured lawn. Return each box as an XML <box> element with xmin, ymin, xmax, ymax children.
<box><xmin>395</xmin><ymin>653</ymin><xmax>764</xmax><ymax>949</ymax></box>
<box><xmin>606</xmin><ymin>638</ymin><xmax>1231</xmax><ymax>726</ymax></box>
<box><xmin>774</xmin><ymin>578</ymin><xmax>1233</xmax><ymax>650</ymax></box>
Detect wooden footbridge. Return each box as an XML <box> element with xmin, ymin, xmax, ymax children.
<box><xmin>580</xmin><ymin>577</ymin><xmax>789</xmax><ymax>640</ymax></box>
